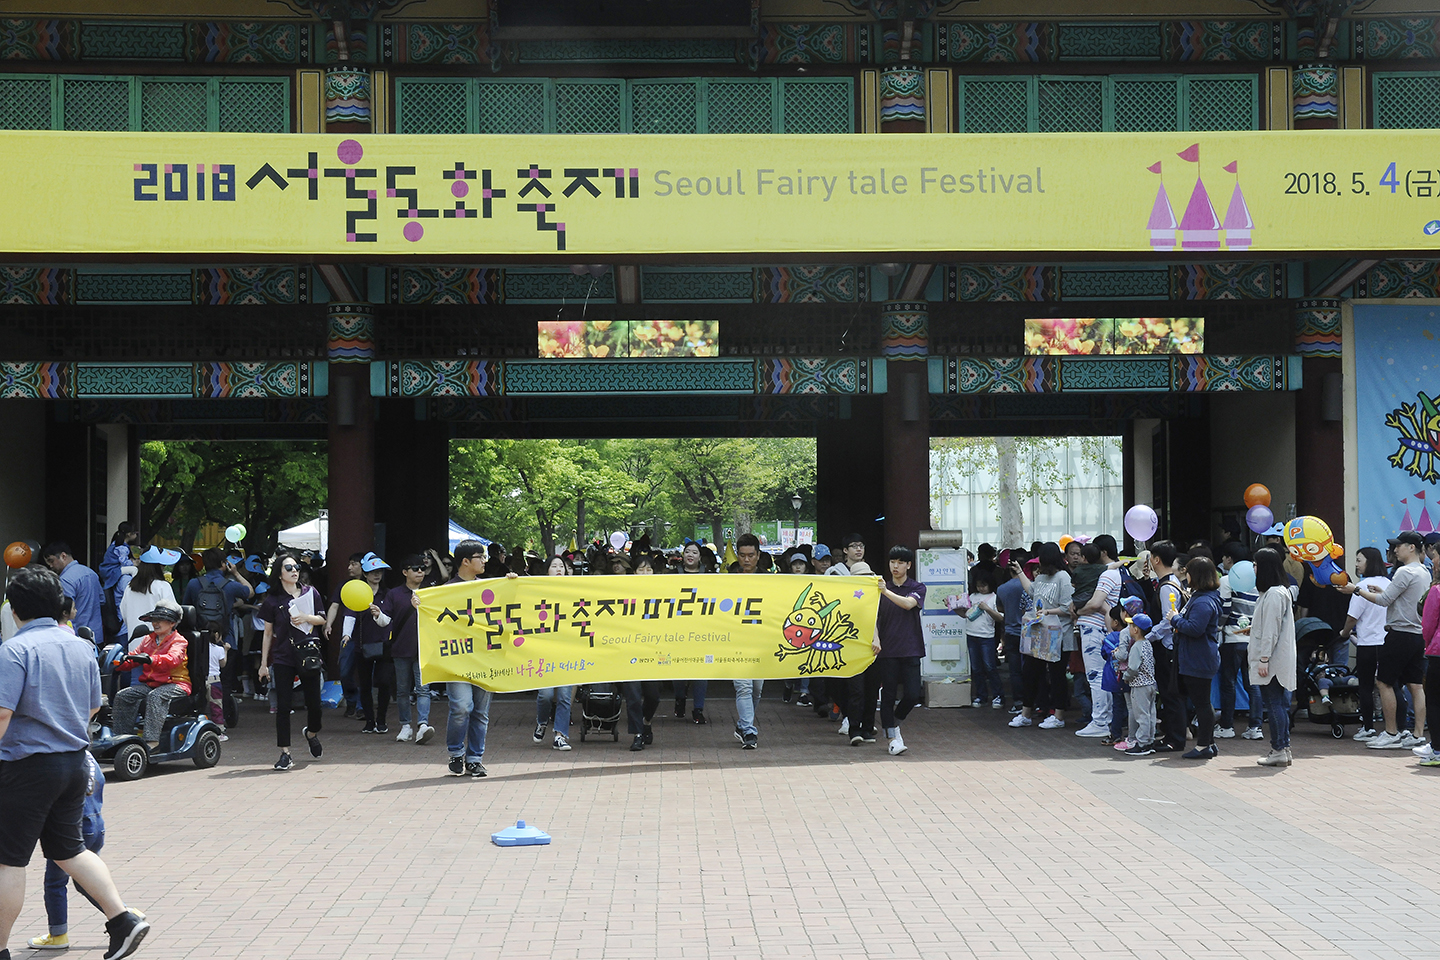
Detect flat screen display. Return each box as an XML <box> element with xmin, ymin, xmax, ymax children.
<box><xmin>538</xmin><ymin>320</ymin><xmax>720</xmax><ymax>359</ymax></box>
<box><xmin>1023</xmin><ymin>317</ymin><xmax>1203</xmax><ymax>355</ymax></box>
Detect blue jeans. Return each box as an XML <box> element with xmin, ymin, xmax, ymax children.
<box><xmin>1078</xmin><ymin>623</ymin><xmax>1112</xmax><ymax>727</ymax></box>
<box><xmin>1260</xmin><ymin>678</ymin><xmax>1291</xmax><ymax>750</ymax></box>
<box><xmin>392</xmin><ymin>657</ymin><xmax>430</xmax><ymax>726</ymax></box>
<box><xmin>673</xmin><ymin>679</ymin><xmax>707</xmax><ymax>710</ymax></box>
<box><xmin>44</xmin><ymin>821</ymin><xmax>103</xmax><ymax>935</ymax></box>
<box><xmin>1219</xmin><ymin>643</ymin><xmax>1263</xmax><ymax>730</ymax></box>
<box><xmin>446</xmin><ymin>682</ymin><xmax>491</xmax><ymax>762</ymax></box>
<box><xmin>734</xmin><ymin>679</ymin><xmax>764</xmax><ymax>736</ymax></box>
<box><xmin>536</xmin><ymin>686</ymin><xmax>573</xmax><ymax>735</ymax></box>
<box><xmin>967</xmin><ymin>635</ymin><xmax>1003</xmax><ymax>703</ymax></box>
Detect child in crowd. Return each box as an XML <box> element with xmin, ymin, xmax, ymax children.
<box><xmin>1113</xmin><ymin>607</ymin><xmax>1157</xmax><ymax>756</ymax></box>
<box><xmin>966</xmin><ymin>571</ymin><xmax>1005</xmax><ymax>709</ymax></box>
<box><xmin>207</xmin><ymin>629</ymin><xmax>228</xmax><ymax>742</ymax></box>
<box><xmin>1069</xmin><ymin>543</ymin><xmax>1107</xmax><ymax>611</ymax></box>
<box><xmin>28</xmin><ymin>753</ymin><xmax>124</xmax><ymax>949</ymax></box>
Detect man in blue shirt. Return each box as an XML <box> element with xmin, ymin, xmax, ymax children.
<box><xmin>0</xmin><ymin>567</ymin><xmax>151</xmax><ymax>960</ymax></box>
<box><xmin>997</xmin><ymin>549</ymin><xmax>1033</xmax><ymax>714</ymax></box>
<box><xmin>181</xmin><ymin>548</ymin><xmax>254</xmax><ymax>649</ymax></box>
<box><xmin>41</xmin><ymin>543</ymin><xmax>103</xmax><ymax>642</ymax></box>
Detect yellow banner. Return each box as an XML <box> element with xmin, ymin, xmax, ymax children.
<box><xmin>4</xmin><ymin>130</ymin><xmax>1440</xmax><ymax>256</ymax></box>
<box><xmin>417</xmin><ymin>574</ymin><xmax>879</xmax><ymax>692</ymax></box>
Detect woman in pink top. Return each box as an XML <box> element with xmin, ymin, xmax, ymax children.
<box><xmin>1416</xmin><ymin>564</ymin><xmax>1440</xmax><ymax>765</ymax></box>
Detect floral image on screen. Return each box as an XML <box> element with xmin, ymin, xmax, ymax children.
<box><xmin>1023</xmin><ymin>317</ymin><xmax>1203</xmax><ymax>355</ymax></box>
<box><xmin>538</xmin><ymin>320</ymin><xmax>719</xmax><ymax>358</ymax></box>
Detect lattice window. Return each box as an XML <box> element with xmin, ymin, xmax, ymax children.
<box><xmin>140</xmin><ymin>79</ymin><xmax>207</xmax><ymax>131</ymax></box>
<box><xmin>395</xmin><ymin>78</ymin><xmax>469</xmax><ymax>134</ymax></box>
<box><xmin>219</xmin><ymin>78</ymin><xmax>289</xmax><ymax>133</ymax></box>
<box><xmin>1112</xmin><ymin>77</ymin><xmax>1179</xmax><ymax>131</ymax></box>
<box><xmin>780</xmin><ymin>78</ymin><xmax>853</xmax><ymax>133</ymax></box>
<box><xmin>475</xmin><ymin>80</ymin><xmax>546</xmax><ymax>134</ymax></box>
<box><xmin>958</xmin><ymin>78</ymin><xmax>1030</xmax><ymax>133</ymax></box>
<box><xmin>1037</xmin><ymin>77</ymin><xmax>1104</xmax><ymax>132</ymax></box>
<box><xmin>1374</xmin><ymin>72</ymin><xmax>1440</xmax><ymax>128</ymax></box>
<box><xmin>631</xmin><ymin>79</ymin><xmax>700</xmax><ymax>134</ymax></box>
<box><xmin>0</xmin><ymin>76</ymin><xmax>52</xmax><ymax>130</ymax></box>
<box><xmin>707</xmin><ymin>78</ymin><xmax>774</xmax><ymax>133</ymax></box>
<box><xmin>62</xmin><ymin>77</ymin><xmax>130</xmax><ymax>131</ymax></box>
<box><xmin>1187</xmin><ymin>77</ymin><xmax>1256</xmax><ymax>130</ymax></box>
<box><xmin>554</xmin><ymin>79</ymin><xmax>626</xmax><ymax>133</ymax></box>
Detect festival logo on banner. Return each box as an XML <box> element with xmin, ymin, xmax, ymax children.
<box><xmin>417</xmin><ymin>574</ymin><xmax>879</xmax><ymax>692</ymax></box>
<box><xmin>1354</xmin><ymin>304</ymin><xmax>1440</xmax><ymax>546</ymax></box>
<box><xmin>1146</xmin><ymin>143</ymin><xmax>1252</xmax><ymax>251</ymax></box>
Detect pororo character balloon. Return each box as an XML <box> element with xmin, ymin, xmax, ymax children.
<box><xmin>1282</xmin><ymin>516</ymin><xmax>1349</xmax><ymax>588</ymax></box>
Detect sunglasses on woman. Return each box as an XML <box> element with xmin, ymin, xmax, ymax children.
<box><xmin>282</xmin><ymin>564</ymin><xmax>299</xmax><ymax>572</ymax></box>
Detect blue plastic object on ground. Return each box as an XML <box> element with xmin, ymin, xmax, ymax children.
<box><xmin>492</xmin><ymin>820</ymin><xmax>551</xmax><ymax>846</ymax></box>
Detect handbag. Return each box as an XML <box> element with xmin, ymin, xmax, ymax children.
<box><xmin>1019</xmin><ymin>616</ymin><xmax>1064</xmax><ymax>663</ymax></box>
<box><xmin>294</xmin><ymin>637</ymin><xmax>325</xmax><ymax>678</ymax></box>
<box><xmin>362</xmin><ymin>641</ymin><xmax>385</xmax><ymax>658</ymax></box>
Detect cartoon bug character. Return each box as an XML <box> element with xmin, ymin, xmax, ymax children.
<box><xmin>776</xmin><ymin>583</ymin><xmax>858</xmax><ymax>674</ymax></box>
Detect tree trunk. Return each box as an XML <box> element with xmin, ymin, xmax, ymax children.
<box><xmin>709</xmin><ymin>517</ymin><xmax>723</xmax><ymax>546</ymax></box>
<box><xmin>537</xmin><ymin>510</ymin><xmax>555</xmax><ymax>559</ymax></box>
<box><xmin>996</xmin><ymin>436</ymin><xmax>1024</xmax><ymax>547</ymax></box>
<box><xmin>575</xmin><ymin>493</ymin><xmax>586</xmax><ymax>548</ymax></box>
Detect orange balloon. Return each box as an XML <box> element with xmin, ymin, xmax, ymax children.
<box><xmin>1057</xmin><ymin>535</ymin><xmax>1075</xmax><ymax>551</ymax></box>
<box><xmin>4</xmin><ymin>541</ymin><xmax>31</xmax><ymax>569</ymax></box>
<box><xmin>1243</xmin><ymin>484</ymin><xmax>1272</xmax><ymax>509</ymax></box>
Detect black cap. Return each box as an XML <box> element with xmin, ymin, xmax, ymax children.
<box><xmin>1388</xmin><ymin>530</ymin><xmax>1426</xmax><ymax>548</ymax></box>
<box><xmin>1425</xmin><ymin>533</ymin><xmax>1440</xmax><ymax>546</ymax></box>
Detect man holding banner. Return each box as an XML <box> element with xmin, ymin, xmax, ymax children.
<box><xmin>414</xmin><ymin>547</ymin><xmax>882</xmax><ymax>748</ymax></box>
<box><xmin>732</xmin><ymin>534</ymin><xmax>765</xmax><ymax>750</ymax></box>
<box><xmin>439</xmin><ymin>541</ymin><xmax>493</xmax><ymax>779</ymax></box>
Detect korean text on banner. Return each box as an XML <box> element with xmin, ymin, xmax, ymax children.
<box><xmin>5</xmin><ymin>130</ymin><xmax>1440</xmax><ymax>256</ymax></box>
<box><xmin>417</xmin><ymin>574</ymin><xmax>879</xmax><ymax>692</ymax></box>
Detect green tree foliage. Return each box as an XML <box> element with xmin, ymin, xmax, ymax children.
<box><xmin>139</xmin><ymin>441</ymin><xmax>327</xmax><ymax>553</ymax></box>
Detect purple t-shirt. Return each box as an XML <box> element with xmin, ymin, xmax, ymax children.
<box><xmin>386</xmin><ymin>585</ymin><xmax>418</xmax><ymax>659</ymax></box>
<box><xmin>259</xmin><ymin>585</ymin><xmax>323</xmax><ymax>668</ymax></box>
<box><xmin>877</xmin><ymin>578</ymin><xmax>927</xmax><ymax>658</ymax></box>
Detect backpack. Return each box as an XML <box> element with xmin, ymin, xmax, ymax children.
<box><xmin>196</xmin><ymin>575</ymin><xmax>229</xmax><ymax>638</ymax></box>
<box><xmin>1118</xmin><ymin>567</ymin><xmax>1157</xmax><ymax>622</ymax></box>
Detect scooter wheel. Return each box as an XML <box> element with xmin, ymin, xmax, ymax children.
<box><xmin>194</xmin><ymin>730</ymin><xmax>222</xmax><ymax>768</ymax></box>
<box><xmin>113</xmin><ymin>743</ymin><xmax>148</xmax><ymax>781</ymax></box>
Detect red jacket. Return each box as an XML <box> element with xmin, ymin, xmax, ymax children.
<box><xmin>134</xmin><ymin>631</ymin><xmax>191</xmax><ymax>695</ymax></box>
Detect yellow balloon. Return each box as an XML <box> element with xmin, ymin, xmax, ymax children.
<box><xmin>341</xmin><ymin>579</ymin><xmax>373</xmax><ymax>613</ymax></box>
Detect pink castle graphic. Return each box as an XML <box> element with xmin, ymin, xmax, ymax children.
<box><xmin>1146</xmin><ymin>145</ymin><xmax>1252</xmax><ymax>250</ymax></box>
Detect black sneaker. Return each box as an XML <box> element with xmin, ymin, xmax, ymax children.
<box><xmin>796</xmin><ymin>695</ymin><xmax>813</xmax><ymax>707</ymax></box>
<box><xmin>742</xmin><ymin>733</ymin><xmax>758</xmax><ymax>750</ymax></box>
<box><xmin>375</xmin><ymin>723</ymin><xmax>389</xmax><ymax>734</ymax></box>
<box><xmin>692</xmin><ymin>710</ymin><xmax>708</xmax><ymax>725</ymax></box>
<box><xmin>344</xmin><ymin>704</ymin><xmax>356</xmax><ymax>719</ymax></box>
<box><xmin>1182</xmin><ymin>744</ymin><xmax>1217</xmax><ymax>760</ymax></box>
<box><xmin>642</xmin><ymin>724</ymin><xmax>653</xmax><ymax>745</ymax></box>
<box><xmin>447</xmin><ymin>756</ymin><xmax>465</xmax><ymax>776</ymax></box>
<box><xmin>273</xmin><ymin>752</ymin><xmax>293</xmax><ymax>771</ymax></box>
<box><xmin>303</xmin><ymin>728</ymin><xmax>322</xmax><ymax>758</ymax></box>
<box><xmin>783</xmin><ymin>688</ymin><xmax>792</xmax><ymax>703</ymax></box>
<box><xmin>360</xmin><ymin>723</ymin><xmax>376</xmax><ymax>734</ymax></box>
<box><xmin>533</xmin><ymin>722</ymin><xmax>547</xmax><ymax>744</ymax></box>
<box><xmin>733</xmin><ymin>724</ymin><xmax>744</xmax><ymax>742</ymax></box>
<box><xmin>630</xmin><ymin>735</ymin><xmax>645</xmax><ymax>751</ymax></box>
<box><xmin>674</xmin><ymin>698</ymin><xmax>686</xmax><ymax>718</ymax></box>
<box><xmin>1153</xmin><ymin>741</ymin><xmax>1182</xmax><ymax>752</ymax></box>
<box><xmin>861</xmin><ymin>732</ymin><xmax>878</xmax><ymax>743</ymax></box>
<box><xmin>466</xmin><ymin>761</ymin><xmax>486</xmax><ymax>778</ymax></box>
<box><xmin>850</xmin><ymin>734</ymin><xmax>864</xmax><ymax>746</ymax></box>
<box><xmin>103</xmin><ymin>908</ymin><xmax>150</xmax><ymax>960</ymax></box>
<box><xmin>1124</xmin><ymin>741</ymin><xmax>1155</xmax><ymax>756</ymax></box>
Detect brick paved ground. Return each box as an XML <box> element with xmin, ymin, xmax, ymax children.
<box><xmin>8</xmin><ymin>689</ymin><xmax>1439</xmax><ymax>960</ymax></box>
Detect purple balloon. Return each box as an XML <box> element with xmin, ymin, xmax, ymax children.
<box><xmin>1246</xmin><ymin>504</ymin><xmax>1274</xmax><ymax>534</ymax></box>
<box><xmin>1124</xmin><ymin>504</ymin><xmax>1158</xmax><ymax>542</ymax></box>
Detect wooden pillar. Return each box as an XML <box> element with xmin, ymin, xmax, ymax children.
<box><xmin>374</xmin><ymin>400</ymin><xmax>449</xmax><ymax>562</ymax></box>
<box><xmin>880</xmin><ymin>302</ymin><xmax>931</xmax><ymax>552</ymax></box>
<box><xmin>817</xmin><ymin>397</ymin><xmax>884</xmax><ymax>558</ymax></box>
<box><xmin>1295</xmin><ymin>301</ymin><xmax>1344</xmax><ymax>524</ymax></box>
<box><xmin>326</xmin><ymin>305</ymin><xmax>375</xmax><ymax>598</ymax></box>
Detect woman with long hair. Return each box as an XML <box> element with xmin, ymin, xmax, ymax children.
<box><xmin>1250</xmin><ymin>547</ymin><xmax>1297</xmax><ymax>766</ymax></box>
<box><xmin>1008</xmin><ymin>542</ymin><xmax>1073</xmax><ymax>730</ymax></box>
<box><xmin>258</xmin><ymin>552</ymin><xmax>327</xmax><ymax>771</ymax></box>
<box><xmin>119</xmin><ymin>547</ymin><xmax>178</xmax><ymax>648</ymax></box>
<box><xmin>1170</xmin><ymin>556</ymin><xmax>1224</xmax><ymax>760</ymax></box>
<box><xmin>532</xmin><ymin>554</ymin><xmax>576</xmax><ymax>751</ymax></box>
<box><xmin>1341</xmin><ymin>546</ymin><xmax>1390</xmax><ymax>740</ymax></box>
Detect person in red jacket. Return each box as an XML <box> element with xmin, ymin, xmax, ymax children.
<box><xmin>111</xmin><ymin>606</ymin><xmax>190</xmax><ymax>752</ymax></box>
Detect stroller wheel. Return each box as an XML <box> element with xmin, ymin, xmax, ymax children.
<box><xmin>579</xmin><ymin>724</ymin><xmax>587</xmax><ymax>742</ymax></box>
<box><xmin>612</xmin><ymin>726</ymin><xmax>619</xmax><ymax>742</ymax></box>
<box><xmin>1332</xmin><ymin>723</ymin><xmax>1345</xmax><ymax>739</ymax></box>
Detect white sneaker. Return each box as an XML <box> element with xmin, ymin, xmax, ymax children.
<box><xmin>396</xmin><ymin>724</ymin><xmax>414</xmax><ymax>742</ymax></box>
<box><xmin>1353</xmin><ymin>727</ymin><xmax>1379</xmax><ymax>742</ymax></box>
<box><xmin>1214</xmin><ymin>726</ymin><xmax>1236</xmax><ymax>739</ymax></box>
<box><xmin>992</xmin><ymin>697</ymin><xmax>1003</xmax><ymax>709</ymax></box>
<box><xmin>1038</xmin><ymin>715</ymin><xmax>1065</xmax><ymax>730</ymax></box>
<box><xmin>1241</xmin><ymin>727</ymin><xmax>1265</xmax><ymax>740</ymax></box>
<box><xmin>1400</xmin><ymin>731</ymin><xmax>1428</xmax><ymax>749</ymax></box>
<box><xmin>1411</xmin><ymin>742</ymin><xmax>1436</xmax><ymax>760</ymax></box>
<box><xmin>553</xmin><ymin>735</ymin><xmax>572</xmax><ymax>752</ymax></box>
<box><xmin>414</xmin><ymin>723</ymin><xmax>434</xmax><ymax>745</ymax></box>
<box><xmin>1008</xmin><ymin>714</ymin><xmax>1032</xmax><ymax>728</ymax></box>
<box><xmin>888</xmin><ymin>731</ymin><xmax>907</xmax><ymax>755</ymax></box>
<box><xmin>1075</xmin><ymin>722</ymin><xmax>1108</xmax><ymax>738</ymax></box>
<box><xmin>1367</xmin><ymin>731</ymin><xmax>1405</xmax><ymax>749</ymax></box>
<box><xmin>838</xmin><ymin>718</ymin><xmax>850</xmax><ymax>736</ymax></box>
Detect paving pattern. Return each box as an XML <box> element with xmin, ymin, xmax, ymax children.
<box><xmin>7</xmin><ymin>691</ymin><xmax>1437</xmax><ymax>960</ymax></box>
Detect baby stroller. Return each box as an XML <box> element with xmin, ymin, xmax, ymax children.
<box><xmin>1290</xmin><ymin>617</ymin><xmax>1362</xmax><ymax>739</ymax></box>
<box><xmin>575</xmin><ymin>683</ymin><xmax>622</xmax><ymax>742</ymax></box>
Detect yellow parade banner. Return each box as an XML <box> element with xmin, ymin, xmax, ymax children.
<box><xmin>416</xmin><ymin>574</ymin><xmax>879</xmax><ymax>692</ymax></box>
<box><xmin>3</xmin><ymin>129</ymin><xmax>1440</xmax><ymax>256</ymax></box>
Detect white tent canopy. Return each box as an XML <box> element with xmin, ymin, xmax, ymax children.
<box><xmin>449</xmin><ymin>519</ymin><xmax>491</xmax><ymax>552</ymax></box>
<box><xmin>277</xmin><ymin>516</ymin><xmax>327</xmax><ymax>554</ymax></box>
